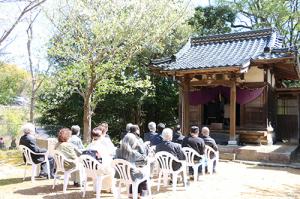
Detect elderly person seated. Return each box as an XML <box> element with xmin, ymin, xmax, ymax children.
<box><xmin>156</xmin><ymin>128</ymin><xmax>186</xmax><ymax>171</ymax></box>
<box><xmin>69</xmin><ymin>125</ymin><xmax>84</xmax><ymax>154</ymax></box>
<box><xmin>116</xmin><ymin>133</ymin><xmax>148</xmax><ymax>197</ymax></box>
<box><xmin>200</xmin><ymin>127</ymin><xmax>218</xmax><ymax>173</ymax></box>
<box><xmin>144</xmin><ymin>122</ymin><xmax>157</xmax><ymax>142</ymax></box>
<box><xmin>120</xmin><ymin>123</ymin><xmax>133</xmax><ymax>140</ymax></box>
<box><xmin>19</xmin><ymin>123</ymin><xmax>55</xmax><ymax>178</ymax></box>
<box><xmin>128</xmin><ymin>125</ymin><xmax>146</xmax><ymax>155</ymax></box>
<box><xmin>55</xmin><ymin>128</ymin><xmax>81</xmax><ymax>186</ymax></box>
<box><xmin>172</xmin><ymin>125</ymin><xmax>185</xmax><ymax>145</ymax></box>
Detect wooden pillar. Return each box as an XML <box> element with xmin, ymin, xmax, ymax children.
<box><xmin>228</xmin><ymin>80</ymin><xmax>237</xmax><ymax>145</ymax></box>
<box><xmin>181</xmin><ymin>76</ymin><xmax>190</xmax><ymax>135</ymax></box>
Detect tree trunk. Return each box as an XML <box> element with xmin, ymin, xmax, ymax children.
<box><xmin>29</xmin><ymin>89</ymin><xmax>35</xmax><ymax>123</ymax></box>
<box><xmin>83</xmin><ymin>93</ymin><xmax>92</xmax><ymax>143</ymax></box>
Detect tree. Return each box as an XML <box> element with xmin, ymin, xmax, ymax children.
<box><xmin>47</xmin><ymin>0</ymin><xmax>193</xmax><ymax>143</ymax></box>
<box><xmin>188</xmin><ymin>5</ymin><xmax>237</xmax><ymax>35</ymax></box>
<box><xmin>0</xmin><ymin>0</ymin><xmax>47</xmax><ymax>50</ymax></box>
<box><xmin>26</xmin><ymin>10</ymin><xmax>50</xmax><ymax>122</ymax></box>
<box><xmin>218</xmin><ymin>0</ymin><xmax>300</xmax><ymax>46</ymax></box>
<box><xmin>0</xmin><ymin>63</ymin><xmax>29</xmax><ymax>105</ymax></box>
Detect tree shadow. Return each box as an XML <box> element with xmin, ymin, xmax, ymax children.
<box><xmin>243</xmin><ymin>184</ymin><xmax>300</xmax><ymax>198</ymax></box>
<box><xmin>0</xmin><ymin>177</ymin><xmax>24</xmax><ymax>186</ymax></box>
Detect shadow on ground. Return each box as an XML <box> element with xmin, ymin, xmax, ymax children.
<box><xmin>0</xmin><ymin>177</ymin><xmax>24</xmax><ymax>186</ymax></box>
<box><xmin>243</xmin><ymin>184</ymin><xmax>300</xmax><ymax>198</ymax></box>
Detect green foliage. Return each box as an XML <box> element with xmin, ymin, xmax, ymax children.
<box><xmin>218</xmin><ymin>0</ymin><xmax>300</xmax><ymax>46</ymax></box>
<box><xmin>0</xmin><ymin>64</ymin><xmax>29</xmax><ymax>105</ymax></box>
<box><xmin>188</xmin><ymin>5</ymin><xmax>236</xmax><ymax>36</ymax></box>
<box><xmin>46</xmin><ymin>0</ymin><xmax>193</xmax><ymax>141</ymax></box>
<box><xmin>0</xmin><ymin>107</ymin><xmax>28</xmax><ymax>138</ymax></box>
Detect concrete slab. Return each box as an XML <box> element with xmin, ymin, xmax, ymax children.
<box><xmin>218</xmin><ymin>144</ymin><xmax>298</xmax><ymax>164</ymax></box>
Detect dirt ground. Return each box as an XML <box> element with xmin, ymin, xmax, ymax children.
<box><xmin>0</xmin><ymin>161</ymin><xmax>300</xmax><ymax>199</ymax></box>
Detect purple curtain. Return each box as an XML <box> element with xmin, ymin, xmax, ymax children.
<box><xmin>189</xmin><ymin>86</ymin><xmax>264</xmax><ymax>105</ymax></box>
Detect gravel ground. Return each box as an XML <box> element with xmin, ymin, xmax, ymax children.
<box><xmin>0</xmin><ymin>161</ymin><xmax>300</xmax><ymax>199</ymax></box>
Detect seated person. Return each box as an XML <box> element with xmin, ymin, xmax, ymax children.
<box><xmin>182</xmin><ymin>126</ymin><xmax>205</xmax><ymax>156</ymax></box>
<box><xmin>120</xmin><ymin>123</ymin><xmax>133</xmax><ymax>140</ymax></box>
<box><xmin>200</xmin><ymin>126</ymin><xmax>218</xmax><ymax>173</ymax></box>
<box><xmin>84</xmin><ymin>126</ymin><xmax>114</xmax><ymax>191</ymax></box>
<box><xmin>69</xmin><ymin>125</ymin><xmax>84</xmax><ymax>154</ymax></box>
<box><xmin>55</xmin><ymin>128</ymin><xmax>80</xmax><ymax>186</ymax></box>
<box><xmin>156</xmin><ymin>128</ymin><xmax>186</xmax><ymax>171</ymax></box>
<box><xmin>143</xmin><ymin>122</ymin><xmax>157</xmax><ymax>142</ymax></box>
<box><xmin>129</xmin><ymin>125</ymin><xmax>146</xmax><ymax>155</ymax></box>
<box><xmin>115</xmin><ymin>133</ymin><xmax>148</xmax><ymax>197</ymax></box>
<box><xmin>19</xmin><ymin>123</ymin><xmax>55</xmax><ymax>178</ymax></box>
<box><xmin>182</xmin><ymin>126</ymin><xmax>205</xmax><ymax>175</ymax></box>
<box><xmin>98</xmin><ymin>122</ymin><xmax>116</xmax><ymax>156</ymax></box>
<box><xmin>172</xmin><ymin>125</ymin><xmax>185</xmax><ymax>145</ymax></box>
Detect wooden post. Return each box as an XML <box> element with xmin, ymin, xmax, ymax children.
<box><xmin>182</xmin><ymin>76</ymin><xmax>190</xmax><ymax>135</ymax></box>
<box><xmin>228</xmin><ymin>80</ymin><xmax>237</xmax><ymax>145</ymax></box>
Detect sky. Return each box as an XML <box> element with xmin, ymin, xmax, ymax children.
<box><xmin>0</xmin><ymin>0</ymin><xmax>211</xmax><ymax>70</ymax></box>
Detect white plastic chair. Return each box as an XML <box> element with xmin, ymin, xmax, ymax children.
<box><xmin>112</xmin><ymin>159</ymin><xmax>151</xmax><ymax>199</ymax></box>
<box><xmin>204</xmin><ymin>145</ymin><xmax>219</xmax><ymax>174</ymax></box>
<box><xmin>80</xmin><ymin>155</ymin><xmax>114</xmax><ymax>199</ymax></box>
<box><xmin>52</xmin><ymin>150</ymin><xmax>83</xmax><ymax>193</ymax></box>
<box><xmin>182</xmin><ymin>147</ymin><xmax>206</xmax><ymax>182</ymax></box>
<box><xmin>154</xmin><ymin>151</ymin><xmax>187</xmax><ymax>192</ymax></box>
<box><xmin>19</xmin><ymin>145</ymin><xmax>50</xmax><ymax>182</ymax></box>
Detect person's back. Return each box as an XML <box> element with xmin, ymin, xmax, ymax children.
<box><xmin>144</xmin><ymin>122</ymin><xmax>157</xmax><ymax>142</ymax></box>
<box><xmin>200</xmin><ymin>127</ymin><xmax>218</xmax><ymax>151</ymax></box>
<box><xmin>69</xmin><ymin>125</ymin><xmax>84</xmax><ymax>153</ymax></box>
<box><xmin>172</xmin><ymin>125</ymin><xmax>185</xmax><ymax>145</ymax></box>
<box><xmin>156</xmin><ymin>128</ymin><xmax>185</xmax><ymax>171</ymax></box>
<box><xmin>182</xmin><ymin>126</ymin><xmax>205</xmax><ymax>157</ymax></box>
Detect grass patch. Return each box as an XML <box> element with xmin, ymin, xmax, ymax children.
<box><xmin>0</xmin><ymin>149</ymin><xmax>23</xmax><ymax>165</ymax></box>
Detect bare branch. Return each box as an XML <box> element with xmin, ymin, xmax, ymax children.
<box><xmin>0</xmin><ymin>0</ymin><xmax>46</xmax><ymax>46</ymax></box>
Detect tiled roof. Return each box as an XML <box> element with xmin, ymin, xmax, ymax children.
<box><xmin>151</xmin><ymin>29</ymin><xmax>285</xmax><ymax>71</ymax></box>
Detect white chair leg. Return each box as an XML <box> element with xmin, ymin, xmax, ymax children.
<box><xmin>183</xmin><ymin>170</ymin><xmax>188</xmax><ymax>190</ymax></box>
<box><xmin>82</xmin><ymin>177</ymin><xmax>87</xmax><ymax>197</ymax></box>
<box><xmin>172</xmin><ymin>174</ymin><xmax>177</xmax><ymax>192</ymax></box>
<box><xmin>132</xmin><ymin>183</ymin><xmax>139</xmax><ymax>199</ymax></box>
<box><xmin>23</xmin><ymin>163</ymin><xmax>27</xmax><ymax>180</ymax></box>
<box><xmin>63</xmin><ymin>173</ymin><xmax>70</xmax><ymax>193</ymax></box>
<box><xmin>147</xmin><ymin>178</ymin><xmax>152</xmax><ymax>197</ymax></box>
<box><xmin>46</xmin><ymin>161</ymin><xmax>50</xmax><ymax>179</ymax></box>
<box><xmin>52</xmin><ymin>173</ymin><xmax>57</xmax><ymax>189</ymax></box>
<box><xmin>95</xmin><ymin>177</ymin><xmax>101</xmax><ymax>199</ymax></box>
<box><xmin>157</xmin><ymin>172</ymin><xmax>162</xmax><ymax>191</ymax></box>
<box><xmin>31</xmin><ymin>165</ymin><xmax>36</xmax><ymax>182</ymax></box>
<box><xmin>193</xmin><ymin>166</ymin><xmax>198</xmax><ymax>182</ymax></box>
<box><xmin>111</xmin><ymin>178</ymin><xmax>118</xmax><ymax>199</ymax></box>
<box><xmin>93</xmin><ymin>178</ymin><xmax>97</xmax><ymax>192</ymax></box>
<box><xmin>163</xmin><ymin>173</ymin><xmax>168</xmax><ymax>186</ymax></box>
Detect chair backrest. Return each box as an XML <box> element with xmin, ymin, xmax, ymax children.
<box><xmin>182</xmin><ymin>147</ymin><xmax>204</xmax><ymax>165</ymax></box>
<box><xmin>47</xmin><ymin>138</ymin><xmax>58</xmax><ymax>157</ymax></box>
<box><xmin>19</xmin><ymin>145</ymin><xmax>35</xmax><ymax>164</ymax></box>
<box><xmin>112</xmin><ymin>159</ymin><xmax>134</xmax><ymax>184</ymax></box>
<box><xmin>154</xmin><ymin>151</ymin><xmax>179</xmax><ymax>173</ymax></box>
<box><xmin>80</xmin><ymin>155</ymin><xmax>105</xmax><ymax>177</ymax></box>
<box><xmin>53</xmin><ymin>150</ymin><xmax>67</xmax><ymax>172</ymax></box>
<box><xmin>205</xmin><ymin>145</ymin><xmax>218</xmax><ymax>160</ymax></box>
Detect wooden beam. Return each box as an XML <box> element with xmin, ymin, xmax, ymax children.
<box><xmin>161</xmin><ymin>67</ymin><xmax>240</xmax><ymax>76</ymax></box>
<box><xmin>229</xmin><ymin>80</ymin><xmax>237</xmax><ymax>144</ymax></box>
<box><xmin>182</xmin><ymin>76</ymin><xmax>191</xmax><ymax>135</ymax></box>
<box><xmin>190</xmin><ymin>79</ymin><xmax>234</xmax><ymax>87</ymax></box>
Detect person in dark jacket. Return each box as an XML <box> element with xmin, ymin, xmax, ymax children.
<box><xmin>143</xmin><ymin>122</ymin><xmax>157</xmax><ymax>142</ymax></box>
<box><xmin>172</xmin><ymin>125</ymin><xmax>185</xmax><ymax>145</ymax></box>
<box><xmin>201</xmin><ymin>126</ymin><xmax>218</xmax><ymax>173</ymax></box>
<box><xmin>182</xmin><ymin>126</ymin><xmax>205</xmax><ymax>157</ymax></box>
<box><xmin>19</xmin><ymin>123</ymin><xmax>55</xmax><ymax>178</ymax></box>
<box><xmin>200</xmin><ymin>127</ymin><xmax>218</xmax><ymax>151</ymax></box>
<box><xmin>156</xmin><ymin>128</ymin><xmax>186</xmax><ymax>171</ymax></box>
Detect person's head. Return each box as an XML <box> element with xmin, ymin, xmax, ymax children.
<box><xmin>157</xmin><ymin>123</ymin><xmax>165</xmax><ymax>133</ymax></box>
<box><xmin>91</xmin><ymin>126</ymin><xmax>105</xmax><ymax>140</ymax></box>
<box><xmin>190</xmin><ymin>126</ymin><xmax>199</xmax><ymax>136</ymax></box>
<box><xmin>148</xmin><ymin>122</ymin><xmax>156</xmax><ymax>132</ymax></box>
<box><xmin>126</xmin><ymin>123</ymin><xmax>133</xmax><ymax>132</ymax></box>
<box><xmin>57</xmin><ymin>128</ymin><xmax>72</xmax><ymax>143</ymax></box>
<box><xmin>99</xmin><ymin>122</ymin><xmax>108</xmax><ymax>134</ymax></box>
<box><xmin>122</xmin><ymin>133</ymin><xmax>137</xmax><ymax>149</ymax></box>
<box><xmin>71</xmin><ymin>125</ymin><xmax>80</xmax><ymax>136</ymax></box>
<box><xmin>161</xmin><ymin>128</ymin><xmax>173</xmax><ymax>141</ymax></box>
<box><xmin>21</xmin><ymin>123</ymin><xmax>35</xmax><ymax>135</ymax></box>
<box><xmin>130</xmin><ymin>125</ymin><xmax>140</xmax><ymax>136</ymax></box>
<box><xmin>201</xmin><ymin>126</ymin><xmax>210</xmax><ymax>136</ymax></box>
